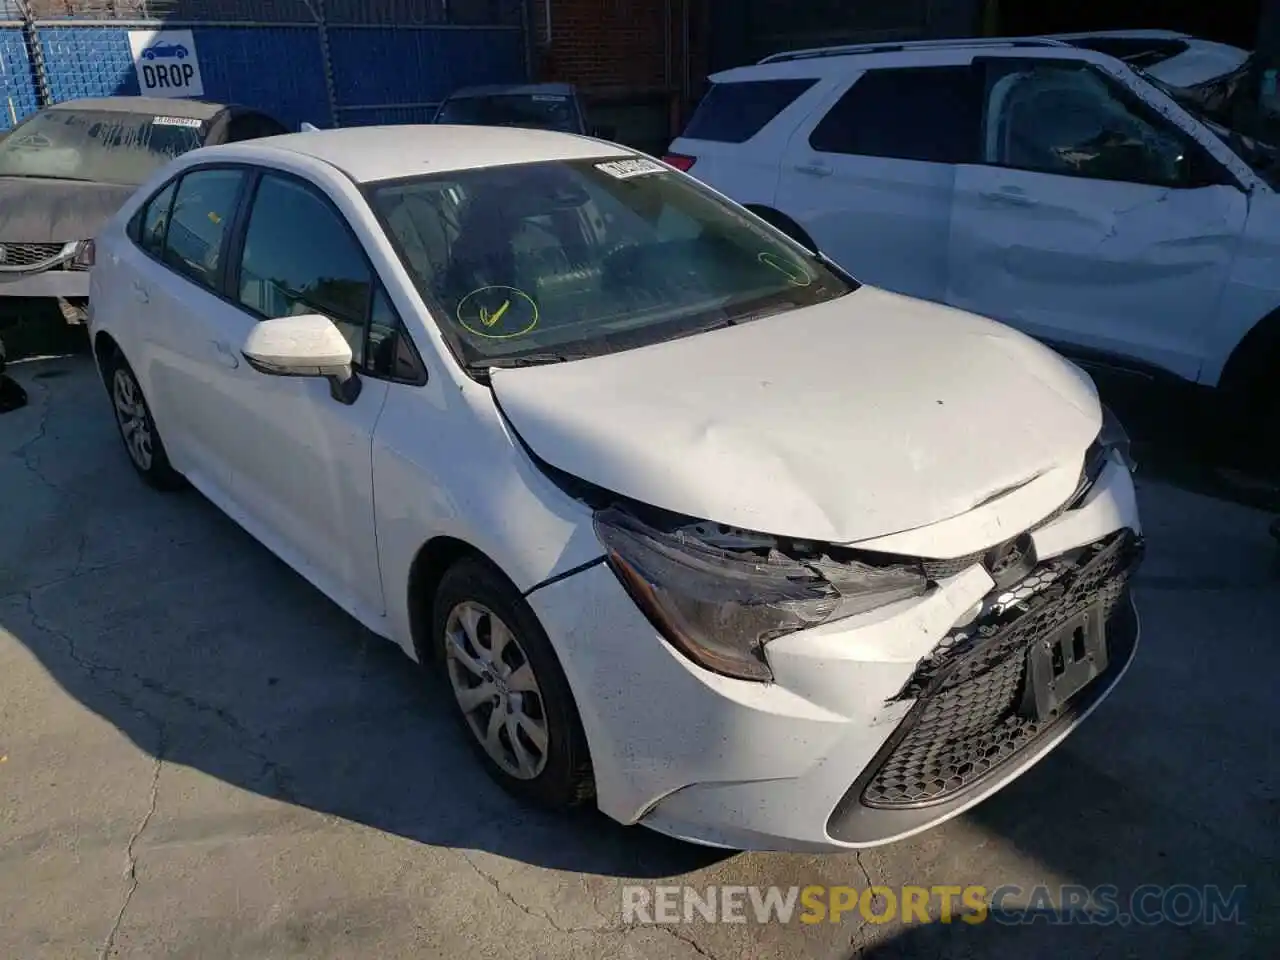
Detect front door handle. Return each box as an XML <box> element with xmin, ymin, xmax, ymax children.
<box><xmin>794</xmin><ymin>163</ymin><xmax>833</xmax><ymax>178</ymax></box>
<box><xmin>211</xmin><ymin>340</ymin><xmax>240</xmax><ymax>369</ymax></box>
<box><xmin>132</xmin><ymin>280</ymin><xmax>150</xmax><ymax>304</ymax></box>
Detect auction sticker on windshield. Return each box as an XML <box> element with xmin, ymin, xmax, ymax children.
<box><xmin>596</xmin><ymin>158</ymin><xmax>666</xmax><ymax>179</ymax></box>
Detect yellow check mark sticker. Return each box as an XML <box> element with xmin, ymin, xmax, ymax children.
<box><xmin>457</xmin><ymin>286</ymin><xmax>539</xmax><ymax>340</ymax></box>
<box><xmin>480</xmin><ymin>299</ymin><xmax>510</xmax><ymax>328</ymax></box>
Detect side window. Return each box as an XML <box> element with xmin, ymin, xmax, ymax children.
<box><xmin>162</xmin><ymin>168</ymin><xmax>245</xmax><ymax>290</ymax></box>
<box><xmin>236</xmin><ymin>173</ymin><xmax>372</xmax><ymax>366</ymax></box>
<box><xmin>809</xmin><ymin>67</ymin><xmax>980</xmax><ymax>163</ymax></box>
<box><xmin>367</xmin><ymin>287</ymin><xmax>427</xmax><ymax>383</ymax></box>
<box><xmin>681</xmin><ymin>79</ymin><xmax>818</xmax><ymax>143</ymax></box>
<box><xmin>980</xmin><ymin>60</ymin><xmax>1201</xmax><ymax>188</ymax></box>
<box><xmin>223</xmin><ymin>112</ymin><xmax>289</xmax><ymax>143</ymax></box>
<box><xmin>138</xmin><ymin>179</ymin><xmax>177</xmax><ymax>256</ymax></box>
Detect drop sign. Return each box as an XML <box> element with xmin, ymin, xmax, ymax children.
<box><xmin>128</xmin><ymin>30</ymin><xmax>204</xmax><ymax>98</ymax></box>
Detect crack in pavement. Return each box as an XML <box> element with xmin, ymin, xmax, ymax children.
<box><xmin>660</xmin><ymin>925</ymin><xmax>718</xmax><ymax>959</ymax></box>
<box><xmin>12</xmin><ymin>380</ymin><xmax>59</xmax><ymax>494</ymax></box>
<box><xmin>19</xmin><ymin>591</ymin><xmax>296</xmax><ymax>803</ymax></box>
<box><xmin>459</xmin><ymin>850</ymin><xmax>611</xmax><ymax>936</ymax></box>
<box><xmin>99</xmin><ymin>745</ymin><xmax>164</xmax><ymax>960</ymax></box>
<box><xmin>0</xmin><ymin>535</ymin><xmax>228</xmax><ymax>605</ymax></box>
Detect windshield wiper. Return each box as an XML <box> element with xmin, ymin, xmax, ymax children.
<box><xmin>482</xmin><ymin>352</ymin><xmax>593</xmax><ymax>369</ymax></box>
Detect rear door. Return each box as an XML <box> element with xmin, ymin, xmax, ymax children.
<box><xmin>775</xmin><ymin>65</ymin><xmax>980</xmax><ymax>302</ymax></box>
<box><xmin>125</xmin><ymin>165</ymin><xmax>249</xmax><ymax>499</ymax></box>
<box><xmin>947</xmin><ymin>55</ymin><xmax>1247</xmax><ymax>380</ymax></box>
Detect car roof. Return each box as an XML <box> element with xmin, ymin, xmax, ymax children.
<box><xmin>46</xmin><ymin>96</ymin><xmax>230</xmax><ymax>120</ymax></box>
<box><xmin>237</xmin><ymin>124</ymin><xmax>630</xmax><ymax>182</ymax></box>
<box><xmin>712</xmin><ymin>37</ymin><xmax>1100</xmax><ymax>81</ymax></box>
<box><xmin>445</xmin><ymin>82</ymin><xmax>578</xmax><ymax>100</ymax></box>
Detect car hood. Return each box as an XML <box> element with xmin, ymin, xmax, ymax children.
<box><xmin>0</xmin><ymin>177</ymin><xmax>137</xmax><ymax>243</ymax></box>
<box><xmin>490</xmin><ymin>286</ymin><xmax>1102</xmax><ymax>545</ymax></box>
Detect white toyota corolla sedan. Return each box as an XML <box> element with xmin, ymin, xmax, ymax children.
<box><xmin>86</xmin><ymin>126</ymin><xmax>1143</xmax><ymax>852</ymax></box>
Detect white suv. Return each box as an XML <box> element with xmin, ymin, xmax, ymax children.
<box><xmin>667</xmin><ymin>38</ymin><xmax>1280</xmax><ymax>464</ymax></box>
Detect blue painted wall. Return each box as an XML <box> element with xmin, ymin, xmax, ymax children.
<box><xmin>0</xmin><ymin>28</ymin><xmax>39</xmax><ymax>130</ymax></box>
<box><xmin>9</xmin><ymin>21</ymin><xmax>526</xmax><ymax>130</ymax></box>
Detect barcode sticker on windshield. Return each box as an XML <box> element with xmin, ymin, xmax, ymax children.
<box><xmin>152</xmin><ymin>116</ymin><xmax>203</xmax><ymax>128</ymax></box>
<box><xmin>596</xmin><ymin>158</ymin><xmax>666</xmax><ymax>180</ymax></box>
<box><xmin>532</xmin><ymin>94</ymin><xmax>568</xmax><ymax>102</ymax></box>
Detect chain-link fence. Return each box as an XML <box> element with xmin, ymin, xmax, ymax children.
<box><xmin>0</xmin><ymin>0</ymin><xmax>528</xmax><ymax>130</ymax></box>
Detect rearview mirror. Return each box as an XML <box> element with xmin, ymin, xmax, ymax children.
<box><xmin>242</xmin><ymin>314</ymin><xmax>362</xmax><ymax>404</ymax></box>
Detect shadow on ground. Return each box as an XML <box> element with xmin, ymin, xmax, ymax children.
<box><xmin>0</xmin><ymin>351</ymin><xmax>727</xmax><ymax>884</ymax></box>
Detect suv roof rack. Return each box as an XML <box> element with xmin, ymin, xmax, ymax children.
<box><xmin>758</xmin><ymin>36</ymin><xmax>1072</xmax><ymax>65</ymax></box>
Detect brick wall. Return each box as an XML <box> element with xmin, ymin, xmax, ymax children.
<box><xmin>532</xmin><ymin>0</ymin><xmax>673</xmax><ymax>96</ymax></box>
<box><xmin>531</xmin><ymin>0</ymin><xmax>707</xmax><ymax>147</ymax></box>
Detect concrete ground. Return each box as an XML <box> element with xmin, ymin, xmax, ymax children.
<box><xmin>1</xmin><ymin>351</ymin><xmax>1277</xmax><ymax>960</ymax></box>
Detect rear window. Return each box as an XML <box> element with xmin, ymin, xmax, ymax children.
<box><xmin>0</xmin><ymin>108</ymin><xmax>204</xmax><ymax>185</ymax></box>
<box><xmin>435</xmin><ymin>94</ymin><xmax>580</xmax><ymax>134</ymax></box>
<box><xmin>809</xmin><ymin>67</ymin><xmax>979</xmax><ymax>164</ymax></box>
<box><xmin>681</xmin><ymin>79</ymin><xmax>817</xmax><ymax>143</ymax></box>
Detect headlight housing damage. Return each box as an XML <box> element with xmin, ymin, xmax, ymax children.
<box><xmin>593</xmin><ymin>507</ymin><xmax>929</xmax><ymax>682</ymax></box>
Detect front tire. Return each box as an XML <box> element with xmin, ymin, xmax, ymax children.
<box><xmin>104</xmin><ymin>352</ymin><xmax>184</xmax><ymax>490</ymax></box>
<box><xmin>432</xmin><ymin>557</ymin><xmax>594</xmax><ymax>810</ymax></box>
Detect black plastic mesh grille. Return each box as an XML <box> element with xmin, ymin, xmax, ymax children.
<box><xmin>0</xmin><ymin>243</ymin><xmax>64</xmax><ymax>268</ymax></box>
<box><xmin>862</xmin><ymin>531</ymin><xmax>1141</xmax><ymax>809</ymax></box>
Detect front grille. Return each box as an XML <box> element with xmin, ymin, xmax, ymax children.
<box><xmin>0</xmin><ymin>242</ymin><xmax>65</xmax><ymax>268</ymax></box>
<box><xmin>860</xmin><ymin>530</ymin><xmax>1142</xmax><ymax>809</ymax></box>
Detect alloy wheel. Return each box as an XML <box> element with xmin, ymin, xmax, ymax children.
<box><xmin>444</xmin><ymin>600</ymin><xmax>550</xmax><ymax>780</ymax></box>
<box><xmin>112</xmin><ymin>367</ymin><xmax>153</xmax><ymax>471</ymax></box>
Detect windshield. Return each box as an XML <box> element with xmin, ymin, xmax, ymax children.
<box><xmin>1140</xmin><ymin>65</ymin><xmax>1280</xmax><ymax>187</ymax></box>
<box><xmin>0</xmin><ymin>109</ymin><xmax>204</xmax><ymax>185</ymax></box>
<box><xmin>435</xmin><ymin>94</ymin><xmax>580</xmax><ymax>133</ymax></box>
<box><xmin>369</xmin><ymin>157</ymin><xmax>855</xmax><ymax>371</ymax></box>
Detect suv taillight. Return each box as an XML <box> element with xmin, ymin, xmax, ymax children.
<box><xmin>663</xmin><ymin>153</ymin><xmax>697</xmax><ymax>172</ymax></box>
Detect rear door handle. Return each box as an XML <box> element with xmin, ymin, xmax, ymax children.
<box><xmin>212</xmin><ymin>340</ymin><xmax>240</xmax><ymax>369</ymax></box>
<box><xmin>132</xmin><ymin>280</ymin><xmax>150</xmax><ymax>304</ymax></box>
<box><xmin>980</xmin><ymin>187</ymin><xmax>1035</xmax><ymax>207</ymax></box>
<box><xmin>794</xmin><ymin>163</ymin><xmax>833</xmax><ymax>178</ymax></box>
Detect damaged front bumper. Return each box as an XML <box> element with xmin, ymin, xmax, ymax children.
<box><xmin>525</xmin><ymin>453</ymin><xmax>1143</xmax><ymax>852</ymax></box>
<box><xmin>0</xmin><ymin>241</ymin><xmax>90</xmax><ymax>298</ymax></box>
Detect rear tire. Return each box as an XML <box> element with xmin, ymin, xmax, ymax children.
<box><xmin>104</xmin><ymin>351</ymin><xmax>185</xmax><ymax>491</ymax></box>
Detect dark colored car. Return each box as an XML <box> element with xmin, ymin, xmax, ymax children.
<box><xmin>0</xmin><ymin>96</ymin><xmax>288</xmax><ymax>322</ymax></box>
<box><xmin>433</xmin><ymin>82</ymin><xmax>614</xmax><ymax>139</ymax></box>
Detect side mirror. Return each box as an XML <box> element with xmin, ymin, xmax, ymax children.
<box><xmin>242</xmin><ymin>314</ymin><xmax>362</xmax><ymax>404</ymax></box>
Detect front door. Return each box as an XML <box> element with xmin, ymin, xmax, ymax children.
<box><xmin>201</xmin><ymin>170</ymin><xmax>391</xmax><ymax>619</ymax></box>
<box><xmin>948</xmin><ymin>55</ymin><xmax>1248</xmax><ymax>381</ymax></box>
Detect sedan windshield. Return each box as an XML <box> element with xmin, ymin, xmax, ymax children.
<box><xmin>0</xmin><ymin>109</ymin><xmax>204</xmax><ymax>185</ymax></box>
<box><xmin>369</xmin><ymin>157</ymin><xmax>855</xmax><ymax>371</ymax></box>
<box><xmin>435</xmin><ymin>94</ymin><xmax>580</xmax><ymax>133</ymax></box>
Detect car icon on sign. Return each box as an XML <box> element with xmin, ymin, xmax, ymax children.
<box><xmin>142</xmin><ymin>43</ymin><xmax>187</xmax><ymax>60</ymax></box>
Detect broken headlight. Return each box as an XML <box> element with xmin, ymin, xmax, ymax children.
<box><xmin>593</xmin><ymin>507</ymin><xmax>929</xmax><ymax>682</ymax></box>
<box><xmin>1099</xmin><ymin>404</ymin><xmax>1135</xmax><ymax>473</ymax></box>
